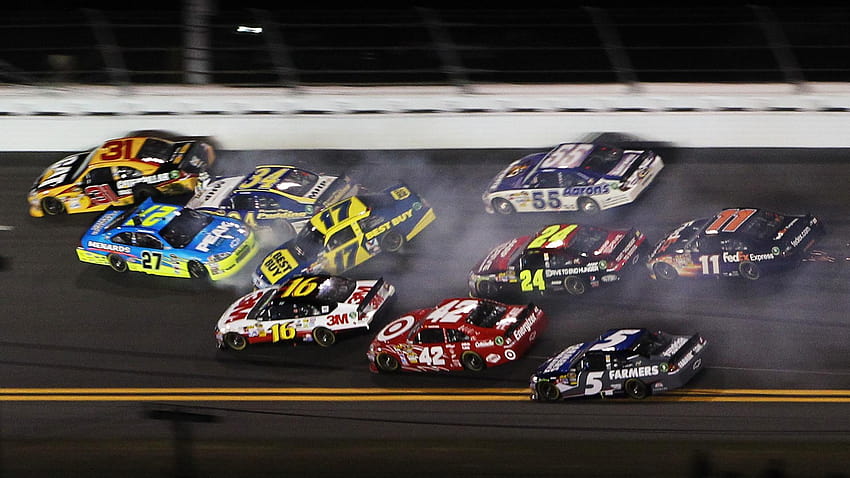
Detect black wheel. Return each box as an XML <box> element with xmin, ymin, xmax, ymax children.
<box><xmin>652</xmin><ymin>262</ymin><xmax>679</xmax><ymax>281</ymax></box>
<box><xmin>624</xmin><ymin>378</ymin><xmax>648</xmax><ymax>400</ymax></box>
<box><xmin>41</xmin><ymin>197</ymin><xmax>65</xmax><ymax>216</ymax></box>
<box><xmin>461</xmin><ymin>351</ymin><xmax>485</xmax><ymax>372</ymax></box>
<box><xmin>223</xmin><ymin>333</ymin><xmax>248</xmax><ymax>351</ymax></box>
<box><xmin>492</xmin><ymin>198</ymin><xmax>516</xmax><ymax>215</ymax></box>
<box><xmin>312</xmin><ymin>327</ymin><xmax>336</xmax><ymax>347</ymax></box>
<box><xmin>535</xmin><ymin>381</ymin><xmax>561</xmax><ymax>402</ymax></box>
<box><xmin>563</xmin><ymin>276</ymin><xmax>587</xmax><ymax>296</ymax></box>
<box><xmin>739</xmin><ymin>261</ymin><xmax>760</xmax><ymax>281</ymax></box>
<box><xmin>475</xmin><ymin>280</ymin><xmax>500</xmax><ymax>299</ymax></box>
<box><xmin>577</xmin><ymin>197</ymin><xmax>600</xmax><ymax>215</ymax></box>
<box><xmin>381</xmin><ymin>230</ymin><xmax>405</xmax><ymax>253</ymax></box>
<box><xmin>375</xmin><ymin>352</ymin><xmax>400</xmax><ymax>372</ymax></box>
<box><xmin>108</xmin><ymin>254</ymin><xmax>128</xmax><ymax>273</ymax></box>
<box><xmin>133</xmin><ymin>185</ymin><xmax>159</xmax><ymax>203</ymax></box>
<box><xmin>187</xmin><ymin>261</ymin><xmax>209</xmax><ymax>280</ymax></box>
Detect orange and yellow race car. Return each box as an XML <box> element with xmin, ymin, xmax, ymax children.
<box><xmin>28</xmin><ymin>135</ymin><xmax>215</xmax><ymax>217</ymax></box>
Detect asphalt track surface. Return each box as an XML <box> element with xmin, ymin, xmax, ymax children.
<box><xmin>1</xmin><ymin>145</ymin><xmax>849</xmax><ymax>477</ymax></box>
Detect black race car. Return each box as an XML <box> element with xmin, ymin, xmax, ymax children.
<box><xmin>530</xmin><ymin>328</ymin><xmax>707</xmax><ymax>401</ymax></box>
<box><xmin>646</xmin><ymin>207</ymin><xmax>824</xmax><ymax>281</ymax></box>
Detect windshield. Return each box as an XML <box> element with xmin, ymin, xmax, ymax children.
<box><xmin>465</xmin><ymin>301</ymin><xmax>508</xmax><ymax>328</ymax></box>
<box><xmin>315</xmin><ymin>276</ymin><xmax>357</xmax><ymax>302</ymax></box>
<box><xmin>160</xmin><ymin>208</ymin><xmax>213</xmax><ymax>248</ymax></box>
<box><xmin>568</xmin><ymin>227</ymin><xmax>610</xmax><ymax>253</ymax></box>
<box><xmin>136</xmin><ymin>138</ymin><xmax>177</xmax><ymax>162</ymax></box>
<box><xmin>580</xmin><ymin>145</ymin><xmax>623</xmax><ymax>175</ymax></box>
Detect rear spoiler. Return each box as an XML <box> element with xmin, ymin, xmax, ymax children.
<box><xmin>357</xmin><ymin>277</ymin><xmax>385</xmax><ymax>313</ymax></box>
<box><xmin>670</xmin><ymin>333</ymin><xmax>705</xmax><ymax>369</ymax></box>
<box><xmin>614</xmin><ymin>151</ymin><xmax>656</xmax><ymax>183</ymax></box>
<box><xmin>503</xmin><ymin>302</ymin><xmax>537</xmax><ymax>337</ymax></box>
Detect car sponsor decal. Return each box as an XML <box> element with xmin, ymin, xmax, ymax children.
<box><xmin>116</xmin><ymin>171</ymin><xmax>179</xmax><ymax>191</ymax></box>
<box><xmin>196</xmin><ymin>222</ymin><xmax>241</xmax><ymax>252</ymax></box>
<box><xmin>609</xmin><ymin>365</ymin><xmax>659</xmax><ymax>381</ymax></box>
<box><xmin>376</xmin><ymin>315</ymin><xmax>416</xmax><ymax>342</ymax></box>
<box><xmin>86</xmin><ymin>241</ymin><xmax>131</xmax><ymax>254</ymax></box>
<box><xmin>39</xmin><ymin>155</ymin><xmax>79</xmax><ymax>188</ymax></box>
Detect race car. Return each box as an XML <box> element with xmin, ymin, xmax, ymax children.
<box><xmin>367</xmin><ymin>297</ymin><xmax>546</xmax><ymax>373</ymax></box>
<box><xmin>468</xmin><ymin>223</ymin><xmax>647</xmax><ymax>298</ymax></box>
<box><xmin>216</xmin><ymin>274</ymin><xmax>395</xmax><ymax>350</ymax></box>
<box><xmin>252</xmin><ymin>182</ymin><xmax>436</xmax><ymax>288</ymax></box>
<box><xmin>76</xmin><ymin>198</ymin><xmax>259</xmax><ymax>281</ymax></box>
<box><xmin>647</xmin><ymin>207</ymin><xmax>825</xmax><ymax>281</ymax></box>
<box><xmin>185</xmin><ymin>164</ymin><xmax>358</xmax><ymax>234</ymax></box>
<box><xmin>29</xmin><ymin>135</ymin><xmax>214</xmax><ymax>217</ymax></box>
<box><xmin>530</xmin><ymin>328</ymin><xmax>707</xmax><ymax>401</ymax></box>
<box><xmin>482</xmin><ymin>142</ymin><xmax>663</xmax><ymax>215</ymax></box>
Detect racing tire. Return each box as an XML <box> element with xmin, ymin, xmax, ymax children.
<box><xmin>41</xmin><ymin>197</ymin><xmax>65</xmax><ymax>216</ymax></box>
<box><xmin>187</xmin><ymin>261</ymin><xmax>209</xmax><ymax>280</ymax></box>
<box><xmin>223</xmin><ymin>333</ymin><xmax>248</xmax><ymax>351</ymax></box>
<box><xmin>461</xmin><ymin>351</ymin><xmax>485</xmax><ymax>372</ymax></box>
<box><xmin>577</xmin><ymin>197</ymin><xmax>600</xmax><ymax>215</ymax></box>
<box><xmin>381</xmin><ymin>230</ymin><xmax>405</xmax><ymax>253</ymax></box>
<box><xmin>375</xmin><ymin>352</ymin><xmax>400</xmax><ymax>373</ymax></box>
<box><xmin>312</xmin><ymin>327</ymin><xmax>336</xmax><ymax>347</ymax></box>
<box><xmin>535</xmin><ymin>381</ymin><xmax>561</xmax><ymax>402</ymax></box>
<box><xmin>652</xmin><ymin>262</ymin><xmax>679</xmax><ymax>281</ymax></box>
<box><xmin>563</xmin><ymin>276</ymin><xmax>588</xmax><ymax>296</ymax></box>
<box><xmin>492</xmin><ymin>198</ymin><xmax>516</xmax><ymax>215</ymax></box>
<box><xmin>108</xmin><ymin>254</ymin><xmax>128</xmax><ymax>273</ymax></box>
<box><xmin>624</xmin><ymin>378</ymin><xmax>649</xmax><ymax>400</ymax></box>
<box><xmin>739</xmin><ymin>261</ymin><xmax>761</xmax><ymax>281</ymax></box>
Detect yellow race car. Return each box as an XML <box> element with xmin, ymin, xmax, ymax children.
<box><xmin>28</xmin><ymin>135</ymin><xmax>215</xmax><ymax>217</ymax></box>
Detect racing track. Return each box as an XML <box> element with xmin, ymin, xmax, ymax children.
<box><xmin>1</xmin><ymin>146</ymin><xmax>849</xmax><ymax>477</ymax></box>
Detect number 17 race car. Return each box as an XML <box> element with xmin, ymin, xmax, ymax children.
<box><xmin>530</xmin><ymin>328</ymin><xmax>707</xmax><ymax>401</ymax></box>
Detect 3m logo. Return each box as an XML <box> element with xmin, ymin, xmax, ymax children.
<box><xmin>326</xmin><ymin>313</ymin><xmax>350</xmax><ymax>327</ymax></box>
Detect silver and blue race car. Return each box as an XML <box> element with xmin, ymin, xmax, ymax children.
<box><xmin>76</xmin><ymin>197</ymin><xmax>259</xmax><ymax>281</ymax></box>
<box><xmin>483</xmin><ymin>142</ymin><xmax>663</xmax><ymax>215</ymax></box>
<box><xmin>530</xmin><ymin>328</ymin><xmax>707</xmax><ymax>401</ymax></box>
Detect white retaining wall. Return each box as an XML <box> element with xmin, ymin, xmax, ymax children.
<box><xmin>2</xmin><ymin>83</ymin><xmax>850</xmax><ymax>151</ymax></box>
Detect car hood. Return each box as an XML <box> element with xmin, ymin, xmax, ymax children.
<box><xmin>217</xmin><ymin>288</ymin><xmax>275</xmax><ymax>329</ymax></box>
<box><xmin>487</xmin><ymin>153</ymin><xmax>545</xmax><ymax>192</ymax></box>
<box><xmin>33</xmin><ymin>152</ymin><xmax>88</xmax><ymax>191</ymax></box>
<box><xmin>535</xmin><ymin>341</ymin><xmax>590</xmax><ymax>375</ymax></box>
<box><xmin>186</xmin><ymin>219</ymin><xmax>251</xmax><ymax>254</ymax></box>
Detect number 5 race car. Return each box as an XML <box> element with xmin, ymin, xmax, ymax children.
<box><xmin>367</xmin><ymin>297</ymin><xmax>546</xmax><ymax>373</ymax></box>
<box><xmin>530</xmin><ymin>328</ymin><xmax>707</xmax><ymax>401</ymax></box>
<box><xmin>468</xmin><ymin>223</ymin><xmax>647</xmax><ymax>298</ymax></box>
<box><xmin>647</xmin><ymin>207</ymin><xmax>824</xmax><ymax>281</ymax></box>
<box><xmin>29</xmin><ymin>135</ymin><xmax>214</xmax><ymax>217</ymax></box>
<box><xmin>483</xmin><ymin>142</ymin><xmax>663</xmax><ymax>215</ymax></box>
<box><xmin>76</xmin><ymin>198</ymin><xmax>259</xmax><ymax>281</ymax></box>
<box><xmin>216</xmin><ymin>274</ymin><xmax>395</xmax><ymax>350</ymax></box>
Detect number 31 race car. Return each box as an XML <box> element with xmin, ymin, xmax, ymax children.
<box><xmin>367</xmin><ymin>297</ymin><xmax>546</xmax><ymax>373</ymax></box>
<box><xmin>29</xmin><ymin>135</ymin><xmax>214</xmax><ymax>217</ymax></box>
<box><xmin>530</xmin><ymin>328</ymin><xmax>707</xmax><ymax>401</ymax></box>
<box><xmin>216</xmin><ymin>274</ymin><xmax>395</xmax><ymax>349</ymax></box>
<box><xmin>76</xmin><ymin>198</ymin><xmax>258</xmax><ymax>281</ymax></box>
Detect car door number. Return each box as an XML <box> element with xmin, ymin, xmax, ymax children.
<box><xmin>584</xmin><ymin>371</ymin><xmax>605</xmax><ymax>395</ymax></box>
<box><xmin>699</xmin><ymin>254</ymin><xmax>721</xmax><ymax>275</ymax></box>
<box><xmin>418</xmin><ymin>346</ymin><xmax>446</xmax><ymax>366</ymax></box>
<box><xmin>141</xmin><ymin>251</ymin><xmax>161</xmax><ymax>269</ymax></box>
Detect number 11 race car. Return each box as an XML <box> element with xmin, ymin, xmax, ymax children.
<box><xmin>647</xmin><ymin>207</ymin><xmax>824</xmax><ymax>281</ymax></box>
<box><xmin>530</xmin><ymin>328</ymin><xmax>707</xmax><ymax>401</ymax></box>
<box><xmin>216</xmin><ymin>274</ymin><xmax>395</xmax><ymax>349</ymax></box>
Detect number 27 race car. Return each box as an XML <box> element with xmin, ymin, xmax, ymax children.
<box><xmin>530</xmin><ymin>328</ymin><xmax>707</xmax><ymax>401</ymax></box>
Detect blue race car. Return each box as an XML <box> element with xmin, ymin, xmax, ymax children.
<box><xmin>252</xmin><ymin>182</ymin><xmax>436</xmax><ymax>288</ymax></box>
<box><xmin>185</xmin><ymin>165</ymin><xmax>358</xmax><ymax>234</ymax></box>
<box><xmin>76</xmin><ymin>198</ymin><xmax>259</xmax><ymax>280</ymax></box>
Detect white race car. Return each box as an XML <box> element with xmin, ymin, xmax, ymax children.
<box><xmin>215</xmin><ymin>274</ymin><xmax>395</xmax><ymax>350</ymax></box>
<box><xmin>483</xmin><ymin>142</ymin><xmax>663</xmax><ymax>215</ymax></box>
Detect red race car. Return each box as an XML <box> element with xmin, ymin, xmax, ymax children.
<box><xmin>367</xmin><ymin>297</ymin><xmax>546</xmax><ymax>373</ymax></box>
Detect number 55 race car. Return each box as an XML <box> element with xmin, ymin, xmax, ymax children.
<box><xmin>483</xmin><ymin>142</ymin><xmax>662</xmax><ymax>215</ymax></box>
<box><xmin>76</xmin><ymin>198</ymin><xmax>258</xmax><ymax>281</ymax></box>
<box><xmin>216</xmin><ymin>274</ymin><xmax>395</xmax><ymax>350</ymax></box>
<box><xmin>29</xmin><ymin>135</ymin><xmax>214</xmax><ymax>217</ymax></box>
<box><xmin>367</xmin><ymin>297</ymin><xmax>546</xmax><ymax>373</ymax></box>
<box><xmin>530</xmin><ymin>328</ymin><xmax>707</xmax><ymax>401</ymax></box>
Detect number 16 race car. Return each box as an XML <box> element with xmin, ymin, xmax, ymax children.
<box><xmin>216</xmin><ymin>274</ymin><xmax>395</xmax><ymax>349</ymax></box>
<box><xmin>530</xmin><ymin>328</ymin><xmax>707</xmax><ymax>401</ymax></box>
